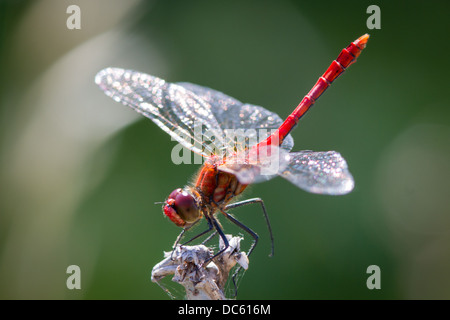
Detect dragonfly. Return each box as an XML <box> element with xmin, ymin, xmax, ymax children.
<box><xmin>95</xmin><ymin>34</ymin><xmax>369</xmax><ymax>269</ymax></box>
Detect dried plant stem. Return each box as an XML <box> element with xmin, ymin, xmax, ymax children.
<box><xmin>151</xmin><ymin>235</ymin><xmax>248</xmax><ymax>300</ymax></box>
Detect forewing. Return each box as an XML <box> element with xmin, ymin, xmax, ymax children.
<box><xmin>178</xmin><ymin>82</ymin><xmax>294</xmax><ymax>153</ymax></box>
<box><xmin>95</xmin><ymin>68</ymin><xmax>225</xmax><ymax>157</ymax></box>
<box><xmin>218</xmin><ymin>144</ymin><xmax>290</xmax><ymax>185</ymax></box>
<box><xmin>279</xmin><ymin>151</ymin><xmax>354</xmax><ymax>195</ymax></box>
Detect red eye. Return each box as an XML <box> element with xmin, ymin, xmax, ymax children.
<box><xmin>164</xmin><ymin>189</ymin><xmax>200</xmax><ymax>225</ymax></box>
<box><xmin>174</xmin><ymin>191</ymin><xmax>195</xmax><ymax>210</ymax></box>
<box><xmin>168</xmin><ymin>188</ymin><xmax>183</xmax><ymax>200</ymax></box>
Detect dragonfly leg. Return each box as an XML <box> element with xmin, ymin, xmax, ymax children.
<box><xmin>181</xmin><ymin>218</ymin><xmax>214</xmax><ymax>246</ymax></box>
<box><xmin>219</xmin><ymin>208</ymin><xmax>259</xmax><ymax>257</ymax></box>
<box><xmin>219</xmin><ymin>207</ymin><xmax>260</xmax><ymax>298</ymax></box>
<box><xmin>200</xmin><ymin>215</ymin><xmax>231</xmax><ymax>267</ymax></box>
<box><xmin>209</xmin><ymin>215</ymin><xmax>230</xmax><ymax>259</ymax></box>
<box><xmin>201</xmin><ymin>230</ymin><xmax>218</xmax><ymax>246</ymax></box>
<box><xmin>171</xmin><ymin>229</ymin><xmax>186</xmax><ymax>260</ymax></box>
<box><xmin>225</xmin><ymin>197</ymin><xmax>273</xmax><ymax>257</ymax></box>
<box><xmin>170</xmin><ymin>219</ymin><xmax>202</xmax><ymax>260</ymax></box>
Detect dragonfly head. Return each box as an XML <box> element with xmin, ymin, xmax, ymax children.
<box><xmin>164</xmin><ymin>188</ymin><xmax>200</xmax><ymax>227</ymax></box>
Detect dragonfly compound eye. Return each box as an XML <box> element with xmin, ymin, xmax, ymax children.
<box><xmin>173</xmin><ymin>190</ymin><xmax>200</xmax><ymax>224</ymax></box>
<box><xmin>164</xmin><ymin>189</ymin><xmax>200</xmax><ymax>227</ymax></box>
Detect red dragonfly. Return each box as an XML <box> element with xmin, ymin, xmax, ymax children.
<box><xmin>96</xmin><ymin>34</ymin><xmax>369</xmax><ymax>263</ymax></box>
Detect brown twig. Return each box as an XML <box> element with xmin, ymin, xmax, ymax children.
<box><xmin>151</xmin><ymin>235</ymin><xmax>248</xmax><ymax>300</ymax></box>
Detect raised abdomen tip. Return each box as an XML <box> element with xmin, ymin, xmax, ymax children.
<box><xmin>355</xmin><ymin>34</ymin><xmax>370</xmax><ymax>49</ymax></box>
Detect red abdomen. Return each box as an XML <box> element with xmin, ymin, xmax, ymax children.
<box><xmin>195</xmin><ymin>162</ymin><xmax>247</xmax><ymax>205</ymax></box>
<box><xmin>262</xmin><ymin>34</ymin><xmax>369</xmax><ymax>147</ymax></box>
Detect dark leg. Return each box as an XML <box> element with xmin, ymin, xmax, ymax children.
<box><xmin>172</xmin><ymin>228</ymin><xmax>185</xmax><ymax>249</ymax></box>
<box><xmin>201</xmin><ymin>230</ymin><xmax>218</xmax><ymax>246</ymax></box>
<box><xmin>220</xmin><ymin>208</ymin><xmax>259</xmax><ymax>257</ymax></box>
<box><xmin>171</xmin><ymin>217</ymin><xmax>217</xmax><ymax>261</ymax></box>
<box><xmin>208</xmin><ymin>216</ymin><xmax>230</xmax><ymax>261</ymax></box>
<box><xmin>217</xmin><ymin>208</ymin><xmax>260</xmax><ymax>298</ymax></box>
<box><xmin>225</xmin><ymin>197</ymin><xmax>274</xmax><ymax>257</ymax></box>
<box><xmin>181</xmin><ymin>218</ymin><xmax>214</xmax><ymax>246</ymax></box>
<box><xmin>200</xmin><ymin>215</ymin><xmax>230</xmax><ymax>267</ymax></box>
<box><xmin>223</xmin><ymin>198</ymin><xmax>273</xmax><ymax>298</ymax></box>
<box><xmin>170</xmin><ymin>219</ymin><xmax>202</xmax><ymax>260</ymax></box>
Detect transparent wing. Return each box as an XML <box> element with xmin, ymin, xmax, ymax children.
<box><xmin>178</xmin><ymin>82</ymin><xmax>294</xmax><ymax>153</ymax></box>
<box><xmin>175</xmin><ymin>82</ymin><xmax>296</xmax><ymax>185</ymax></box>
<box><xmin>218</xmin><ymin>144</ymin><xmax>290</xmax><ymax>185</ymax></box>
<box><xmin>95</xmin><ymin>68</ymin><xmax>226</xmax><ymax>157</ymax></box>
<box><xmin>279</xmin><ymin>151</ymin><xmax>354</xmax><ymax>195</ymax></box>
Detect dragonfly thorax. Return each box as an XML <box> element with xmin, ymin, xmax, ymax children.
<box><xmin>163</xmin><ymin>188</ymin><xmax>200</xmax><ymax>227</ymax></box>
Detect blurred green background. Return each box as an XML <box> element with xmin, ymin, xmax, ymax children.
<box><xmin>1</xmin><ymin>0</ymin><xmax>449</xmax><ymax>299</ymax></box>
